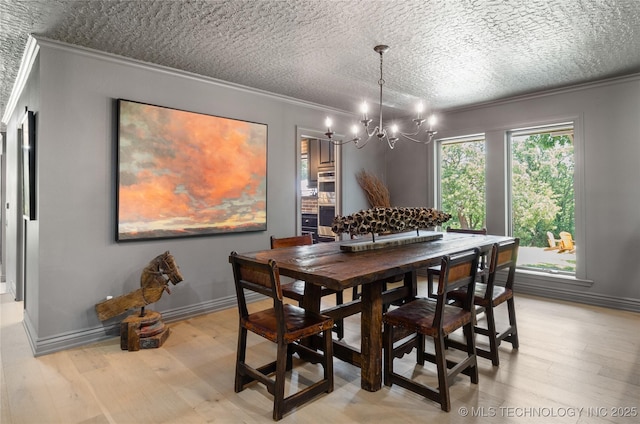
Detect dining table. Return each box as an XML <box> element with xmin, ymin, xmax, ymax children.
<box><xmin>232</xmin><ymin>230</ymin><xmax>512</xmax><ymax>392</ymax></box>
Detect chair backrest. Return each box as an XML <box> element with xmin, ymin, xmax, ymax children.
<box><xmin>559</xmin><ymin>232</ymin><xmax>574</xmax><ymax>250</ymax></box>
<box><xmin>435</xmin><ymin>248</ymin><xmax>481</xmax><ymax>326</ymax></box>
<box><xmin>229</xmin><ymin>252</ymin><xmax>286</xmax><ymax>334</ymax></box>
<box><xmin>485</xmin><ymin>238</ymin><xmax>520</xmax><ymax>294</ymax></box>
<box><xmin>446</xmin><ymin>227</ymin><xmax>487</xmax><ymax>235</ymax></box>
<box><xmin>546</xmin><ymin>231</ymin><xmax>558</xmax><ymax>247</ymax></box>
<box><xmin>270</xmin><ymin>234</ymin><xmax>313</xmax><ymax>249</ymax></box>
<box><xmin>446</xmin><ymin>227</ymin><xmax>488</xmax><ymax>269</ymax></box>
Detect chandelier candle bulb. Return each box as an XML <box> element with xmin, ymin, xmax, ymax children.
<box><xmin>428</xmin><ymin>114</ymin><xmax>437</xmax><ymax>129</ymax></box>
<box><xmin>361</xmin><ymin>102</ymin><xmax>369</xmax><ymax>120</ymax></box>
<box><xmin>324</xmin><ymin>117</ymin><xmax>334</xmax><ymax>139</ymax></box>
<box><xmin>416</xmin><ymin>101</ymin><xmax>424</xmax><ymax>119</ymax></box>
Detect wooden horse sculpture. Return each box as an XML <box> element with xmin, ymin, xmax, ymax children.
<box><xmin>95</xmin><ymin>251</ymin><xmax>184</xmax><ymax>351</ymax></box>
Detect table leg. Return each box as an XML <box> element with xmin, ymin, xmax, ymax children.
<box><xmin>301</xmin><ymin>283</ymin><xmax>322</xmax><ymax>313</ymax></box>
<box><xmin>360</xmin><ymin>279</ymin><xmax>383</xmax><ymax>391</ymax></box>
<box><xmin>299</xmin><ymin>283</ymin><xmax>323</xmax><ymax>355</ymax></box>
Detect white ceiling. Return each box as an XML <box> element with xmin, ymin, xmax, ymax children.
<box><xmin>2</xmin><ymin>0</ymin><xmax>640</xmax><ymax>131</ymax></box>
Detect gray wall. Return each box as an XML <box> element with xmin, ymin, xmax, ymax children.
<box><xmin>3</xmin><ymin>39</ymin><xmax>380</xmax><ymax>355</ymax></box>
<box><xmin>387</xmin><ymin>75</ymin><xmax>640</xmax><ymax>310</ymax></box>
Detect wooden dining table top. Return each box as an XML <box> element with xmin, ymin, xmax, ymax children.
<box><xmin>235</xmin><ymin>231</ymin><xmax>512</xmax><ymax>291</ymax></box>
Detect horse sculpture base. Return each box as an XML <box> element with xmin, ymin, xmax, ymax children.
<box><xmin>120</xmin><ymin>310</ymin><xmax>170</xmax><ymax>351</ymax></box>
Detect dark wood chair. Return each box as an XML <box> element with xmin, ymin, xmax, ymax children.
<box><xmin>229</xmin><ymin>252</ymin><xmax>334</xmax><ymax>421</ymax></box>
<box><xmin>426</xmin><ymin>227</ymin><xmax>487</xmax><ymax>298</ymax></box>
<box><xmin>447</xmin><ymin>238</ymin><xmax>520</xmax><ymax>366</ymax></box>
<box><xmin>383</xmin><ymin>249</ymin><xmax>480</xmax><ymax>412</ymax></box>
<box><xmin>270</xmin><ymin>234</ymin><xmax>345</xmax><ymax>339</ymax></box>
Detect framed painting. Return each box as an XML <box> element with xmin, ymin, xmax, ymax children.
<box><xmin>116</xmin><ymin>99</ymin><xmax>267</xmax><ymax>241</ymax></box>
<box><xmin>21</xmin><ymin>110</ymin><xmax>36</xmax><ymax>220</ymax></box>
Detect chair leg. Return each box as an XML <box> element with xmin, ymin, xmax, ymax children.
<box><xmin>433</xmin><ymin>335</ymin><xmax>451</xmax><ymax>412</ymax></box>
<box><xmin>286</xmin><ymin>343</ymin><xmax>294</xmax><ymax>371</ymax></box>
<box><xmin>323</xmin><ymin>328</ymin><xmax>334</xmax><ymax>393</ymax></box>
<box><xmin>273</xmin><ymin>340</ymin><xmax>288</xmax><ymax>421</ymax></box>
<box><xmin>464</xmin><ymin>322</ymin><xmax>479</xmax><ymax>384</ymax></box>
<box><xmin>416</xmin><ymin>333</ymin><xmax>426</xmax><ymax>365</ymax></box>
<box><xmin>506</xmin><ymin>297</ymin><xmax>519</xmax><ymax>349</ymax></box>
<box><xmin>335</xmin><ymin>291</ymin><xmax>344</xmax><ymax>340</ymax></box>
<box><xmin>484</xmin><ymin>305</ymin><xmax>500</xmax><ymax>366</ymax></box>
<box><xmin>352</xmin><ymin>286</ymin><xmax>360</xmax><ymax>301</ymax></box>
<box><xmin>235</xmin><ymin>326</ymin><xmax>248</xmax><ymax>392</ymax></box>
<box><xmin>383</xmin><ymin>323</ymin><xmax>393</xmax><ymax>387</ymax></box>
<box><xmin>381</xmin><ymin>281</ymin><xmax>390</xmax><ymax>313</ymax></box>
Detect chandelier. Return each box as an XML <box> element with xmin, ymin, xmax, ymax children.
<box><xmin>324</xmin><ymin>45</ymin><xmax>437</xmax><ymax>150</ymax></box>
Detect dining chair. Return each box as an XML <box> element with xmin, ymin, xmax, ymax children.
<box><xmin>447</xmin><ymin>238</ymin><xmax>520</xmax><ymax>366</ymax></box>
<box><xmin>229</xmin><ymin>252</ymin><xmax>334</xmax><ymax>421</ymax></box>
<box><xmin>426</xmin><ymin>227</ymin><xmax>487</xmax><ymax>298</ymax></box>
<box><xmin>383</xmin><ymin>248</ymin><xmax>480</xmax><ymax>412</ymax></box>
<box><xmin>270</xmin><ymin>234</ymin><xmax>345</xmax><ymax>339</ymax></box>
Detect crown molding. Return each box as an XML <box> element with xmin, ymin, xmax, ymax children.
<box><xmin>443</xmin><ymin>72</ymin><xmax>640</xmax><ymax>114</ymax></box>
<box><xmin>33</xmin><ymin>36</ymin><xmax>355</xmax><ymax>117</ymax></box>
<box><xmin>1</xmin><ymin>35</ymin><xmax>40</xmax><ymax>126</ymax></box>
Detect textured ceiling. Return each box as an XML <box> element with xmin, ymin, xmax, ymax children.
<box><xmin>2</xmin><ymin>0</ymin><xmax>640</xmax><ymax>131</ymax></box>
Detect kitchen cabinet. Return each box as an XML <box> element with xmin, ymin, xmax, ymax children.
<box><xmin>307</xmin><ymin>138</ymin><xmax>335</xmax><ymax>187</ymax></box>
<box><xmin>319</xmin><ymin>138</ymin><xmax>335</xmax><ymax>167</ymax></box>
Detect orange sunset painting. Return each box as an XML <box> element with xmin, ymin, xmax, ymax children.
<box><xmin>117</xmin><ymin>100</ymin><xmax>267</xmax><ymax>241</ymax></box>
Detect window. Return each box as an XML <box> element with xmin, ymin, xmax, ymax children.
<box><xmin>509</xmin><ymin>123</ymin><xmax>575</xmax><ymax>275</ymax></box>
<box><xmin>438</xmin><ymin>135</ymin><xmax>486</xmax><ymax>230</ymax></box>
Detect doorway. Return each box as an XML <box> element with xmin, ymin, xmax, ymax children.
<box><xmin>0</xmin><ymin>131</ymin><xmax>5</xmax><ymax>295</ymax></box>
<box><xmin>296</xmin><ymin>127</ymin><xmax>339</xmax><ymax>243</ymax></box>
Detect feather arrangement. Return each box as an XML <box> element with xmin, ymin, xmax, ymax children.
<box><xmin>356</xmin><ymin>169</ymin><xmax>391</xmax><ymax>208</ymax></box>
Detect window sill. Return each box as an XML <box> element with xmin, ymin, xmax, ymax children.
<box><xmin>494</xmin><ymin>268</ymin><xmax>593</xmax><ymax>289</ymax></box>
<box><xmin>516</xmin><ymin>269</ymin><xmax>593</xmax><ymax>288</ymax></box>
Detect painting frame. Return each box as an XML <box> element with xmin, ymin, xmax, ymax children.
<box><xmin>20</xmin><ymin>110</ymin><xmax>36</xmax><ymax>221</ymax></box>
<box><xmin>116</xmin><ymin>99</ymin><xmax>267</xmax><ymax>242</ymax></box>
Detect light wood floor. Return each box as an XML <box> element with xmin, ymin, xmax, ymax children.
<box><xmin>2</xmin><ymin>280</ymin><xmax>639</xmax><ymax>424</ymax></box>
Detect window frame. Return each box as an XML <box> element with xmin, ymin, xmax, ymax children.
<box><xmin>436</xmin><ymin>133</ymin><xmax>487</xmax><ymax>230</ymax></box>
<box><xmin>430</xmin><ymin>115</ymin><xmax>587</xmax><ymax>283</ymax></box>
<box><xmin>507</xmin><ymin>122</ymin><xmax>576</xmax><ymax>276</ymax></box>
